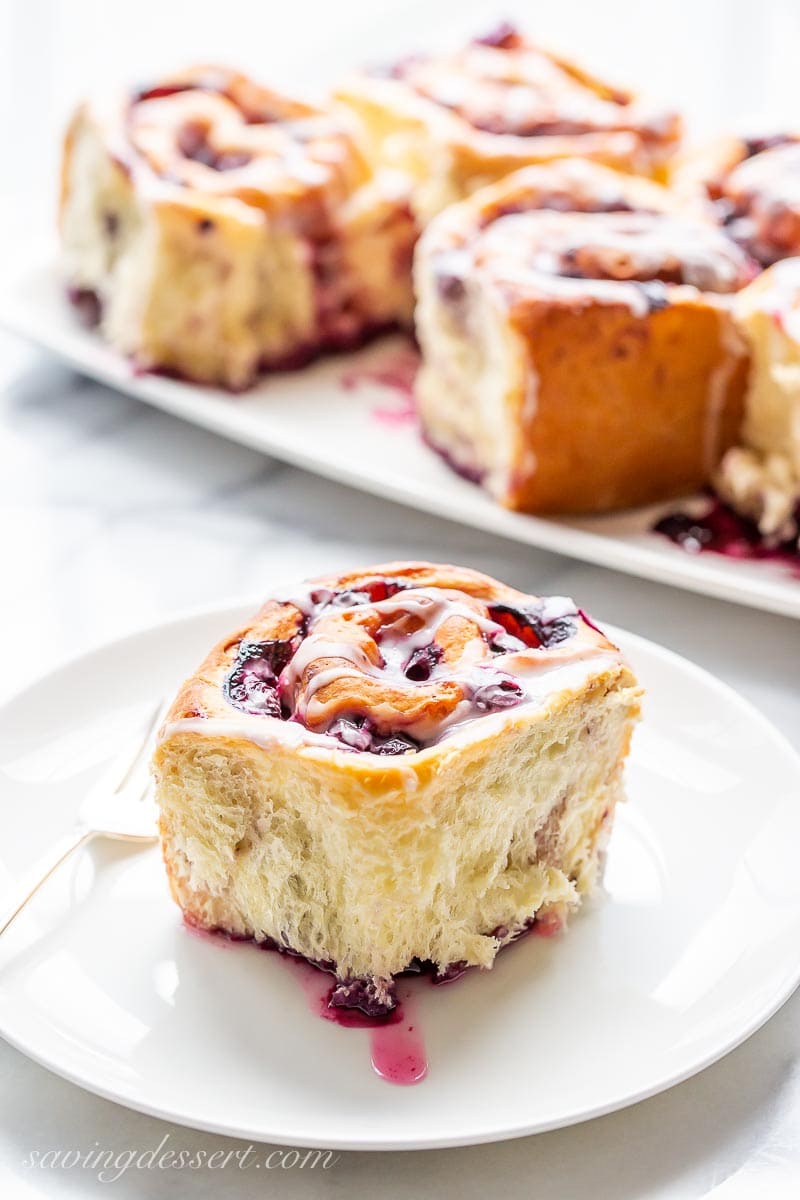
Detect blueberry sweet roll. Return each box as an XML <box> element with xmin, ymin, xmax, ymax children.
<box><xmin>60</xmin><ymin>66</ymin><xmax>416</xmax><ymax>388</ymax></box>
<box><xmin>154</xmin><ymin>562</ymin><xmax>641</xmax><ymax>1015</ymax></box>
<box><xmin>414</xmin><ymin>173</ymin><xmax>753</xmax><ymax>513</ymax></box>
<box><xmin>336</xmin><ymin>24</ymin><xmax>682</xmax><ymax>222</ymax></box>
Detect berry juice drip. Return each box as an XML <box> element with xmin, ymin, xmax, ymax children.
<box><xmin>279</xmin><ymin>950</ymin><xmax>428</xmax><ymax>1086</ymax></box>
<box><xmin>655</xmin><ymin>495</ymin><xmax>800</xmax><ymax>574</ymax></box>
<box><xmin>183</xmin><ymin>910</ymin><xmax>564</xmax><ymax>1086</ymax></box>
<box><xmin>368</xmin><ymin>1020</ymin><xmax>428</xmax><ymax>1086</ymax></box>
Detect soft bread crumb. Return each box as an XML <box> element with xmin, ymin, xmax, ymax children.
<box><xmin>155</xmin><ymin>678</ymin><xmax>639</xmax><ymax>980</ymax></box>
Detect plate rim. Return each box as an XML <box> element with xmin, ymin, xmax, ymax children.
<box><xmin>1</xmin><ymin>598</ymin><xmax>800</xmax><ymax>1149</ymax></box>
<box><xmin>1</xmin><ymin>257</ymin><xmax>799</xmax><ymax>622</ymax></box>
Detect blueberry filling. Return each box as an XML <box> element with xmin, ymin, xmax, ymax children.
<box><xmin>404</xmin><ymin>642</ymin><xmax>443</xmax><ymax>681</ymax></box>
<box><xmin>132</xmin><ymin>82</ymin><xmax>196</xmax><ymax>104</ymax></box>
<box><xmin>307</xmin><ymin>578</ymin><xmax>410</xmax><ymax>620</ymax></box>
<box><xmin>177</xmin><ymin>121</ymin><xmax>252</xmax><ymax>171</ymax></box>
<box><xmin>329</xmin><ymin>976</ymin><xmax>398</xmax><ymax>1018</ymax></box>
<box><xmin>279</xmin><ymin>936</ymin><xmax>535</xmax><ymax>1018</ymax></box>
<box><xmin>67</xmin><ymin>286</ymin><xmax>102</xmax><ymax>328</ymax></box>
<box><xmin>373</xmin><ymin>732</ymin><xmax>420</xmax><ymax>756</ymax></box>
<box><xmin>355</xmin><ymin>578</ymin><xmax>409</xmax><ymax>603</ymax></box>
<box><xmin>224</xmin><ymin>638</ymin><xmax>297</xmax><ymax>717</ymax></box>
<box><xmin>327</xmin><ymin>715</ymin><xmax>373</xmax><ymax>752</ymax></box>
<box><xmin>488</xmin><ymin>602</ymin><xmax>578</xmax><ymax>649</ymax></box>
<box><xmin>487</xmin><ymin>628</ymin><xmax>526</xmax><ymax>654</ymax></box>
<box><xmin>742</xmin><ymin>133</ymin><xmax>796</xmax><ymax>159</ymax></box>
<box><xmin>432</xmin><ymin>961</ymin><xmax>468</xmax><ymax>985</ymax></box>
<box><xmin>488</xmin><ymin>603</ymin><xmax>543</xmax><ymax>648</ymax></box>
<box><xmin>472</xmin><ymin>21</ymin><xmax>519</xmax><ymax>49</ymax></box>
<box><xmin>132</xmin><ymin>75</ymin><xmax>262</xmax><ymax>117</ymax></box>
<box><xmin>316</xmin><ymin>587</ymin><xmax>373</xmax><ymax>609</ymax></box>
<box><xmin>471</xmin><ymin>677</ymin><xmax>525</xmax><ymax>711</ymax></box>
<box><xmin>328</xmin><ymin>715</ymin><xmax>419</xmax><ymax>756</ymax></box>
<box><xmin>222</xmin><ymin>585</ymin><xmax>581</xmax><ymax>751</ymax></box>
<box><xmin>654</xmin><ymin>495</ymin><xmax>800</xmax><ymax>567</ymax></box>
<box><xmin>639</xmin><ymin>281</ymin><xmax>670</xmax><ymax>311</ymax></box>
<box><xmin>436</xmin><ymin>271</ymin><xmax>467</xmax><ymax>304</ymax></box>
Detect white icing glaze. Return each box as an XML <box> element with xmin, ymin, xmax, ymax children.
<box><xmin>280</xmin><ymin>586</ymin><xmax>520</xmax><ymax>735</ymax></box>
<box><xmin>738</xmin><ymin>257</ymin><xmax>800</xmax><ymax>345</ymax></box>
<box><xmin>470</xmin><ymin>211</ymin><xmax>748</xmax><ymax>312</ymax></box>
<box><xmin>396</xmin><ymin>38</ymin><xmax>671</xmax><ymax>143</ymax></box>
<box><xmin>118</xmin><ymin>74</ymin><xmax>360</xmax><ymax>209</ymax></box>
<box><xmin>162</xmin><ymin>647</ymin><xmax>621</xmax><ymax>762</ymax></box>
<box><xmin>728</xmin><ymin>143</ymin><xmax>800</xmax><ymax>213</ymax></box>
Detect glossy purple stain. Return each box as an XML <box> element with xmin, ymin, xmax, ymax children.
<box><xmin>404</xmin><ymin>642</ymin><xmax>443</xmax><ymax>681</ymax></box>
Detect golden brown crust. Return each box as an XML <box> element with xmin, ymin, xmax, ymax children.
<box><xmin>297</xmin><ymin>560</ymin><xmax>520</xmax><ymax>600</ymax></box>
<box><xmin>505</xmin><ymin>300</ymin><xmax>749</xmax><ymax>512</ymax></box>
<box><xmin>414</xmin><ymin>167</ymin><xmax>752</xmax><ymax>514</ymax></box>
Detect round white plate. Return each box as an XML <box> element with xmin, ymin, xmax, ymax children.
<box><xmin>1</xmin><ymin>603</ymin><xmax>799</xmax><ymax>1150</ymax></box>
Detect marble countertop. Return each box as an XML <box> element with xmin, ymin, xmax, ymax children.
<box><xmin>1</xmin><ymin>327</ymin><xmax>799</xmax><ymax>1199</ymax></box>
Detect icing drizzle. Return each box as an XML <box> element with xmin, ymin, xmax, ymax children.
<box><xmin>168</xmin><ymin>578</ymin><xmax>623</xmax><ymax>758</ymax></box>
<box><xmin>473</xmin><ymin>210</ymin><xmax>755</xmax><ymax>309</ymax></box>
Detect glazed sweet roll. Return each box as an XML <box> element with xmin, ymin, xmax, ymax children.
<box><xmin>60</xmin><ymin>66</ymin><xmax>416</xmax><ymax>388</ymax></box>
<box><xmin>414</xmin><ymin>168</ymin><xmax>754</xmax><ymax>513</ymax></box>
<box><xmin>336</xmin><ymin>24</ymin><xmax>682</xmax><ymax>222</ymax></box>
<box><xmin>716</xmin><ymin>259</ymin><xmax>800</xmax><ymax>545</ymax></box>
<box><xmin>153</xmin><ymin>562</ymin><xmax>641</xmax><ymax>1015</ymax></box>
<box><xmin>672</xmin><ymin>133</ymin><xmax>800</xmax><ymax>267</ymax></box>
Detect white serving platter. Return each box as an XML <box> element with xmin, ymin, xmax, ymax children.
<box><xmin>2</xmin><ymin>258</ymin><xmax>798</xmax><ymax>620</ymax></box>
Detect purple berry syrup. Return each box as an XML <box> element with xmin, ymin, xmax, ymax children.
<box><xmin>183</xmin><ymin>907</ymin><xmax>565</xmax><ymax>1086</ymax></box>
<box><xmin>654</xmin><ymin>494</ymin><xmax>800</xmax><ymax>576</ymax></box>
<box><xmin>340</xmin><ymin>346</ymin><xmax>420</xmax><ymax>426</ymax></box>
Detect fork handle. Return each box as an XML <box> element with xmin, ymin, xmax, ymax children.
<box><xmin>0</xmin><ymin>828</ymin><xmax>95</xmax><ymax>937</ymax></box>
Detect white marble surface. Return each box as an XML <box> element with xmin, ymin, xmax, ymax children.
<box><xmin>2</xmin><ymin>0</ymin><xmax>800</xmax><ymax>1195</ymax></box>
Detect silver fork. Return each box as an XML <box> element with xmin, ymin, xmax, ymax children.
<box><xmin>0</xmin><ymin>699</ymin><xmax>166</xmax><ymax>937</ymax></box>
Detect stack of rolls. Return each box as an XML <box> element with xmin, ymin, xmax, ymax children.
<box><xmin>58</xmin><ymin>28</ymin><xmax>800</xmax><ymax>533</ymax></box>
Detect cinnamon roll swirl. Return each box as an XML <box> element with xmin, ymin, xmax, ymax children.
<box><xmin>336</xmin><ymin>24</ymin><xmax>682</xmax><ymax>222</ymax></box>
<box><xmin>672</xmin><ymin>133</ymin><xmax>800</xmax><ymax>267</ymax></box>
<box><xmin>414</xmin><ymin>165</ymin><xmax>754</xmax><ymax>513</ymax></box>
<box><xmin>60</xmin><ymin>66</ymin><xmax>416</xmax><ymax>388</ymax></box>
<box><xmin>154</xmin><ymin>562</ymin><xmax>641</xmax><ymax>1015</ymax></box>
